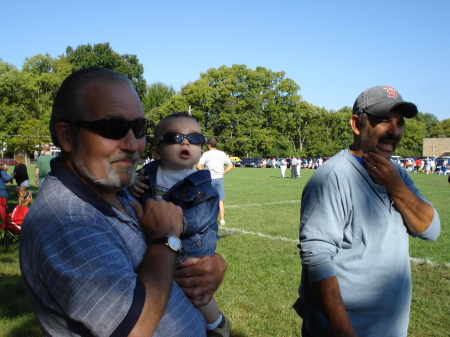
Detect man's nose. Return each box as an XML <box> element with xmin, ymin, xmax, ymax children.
<box><xmin>120</xmin><ymin>128</ymin><xmax>140</xmax><ymax>151</ymax></box>
<box><xmin>387</xmin><ymin>121</ymin><xmax>403</xmax><ymax>138</ymax></box>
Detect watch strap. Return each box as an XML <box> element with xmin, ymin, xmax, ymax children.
<box><xmin>150</xmin><ymin>235</ymin><xmax>182</xmax><ymax>252</ymax></box>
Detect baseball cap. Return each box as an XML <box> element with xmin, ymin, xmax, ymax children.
<box><xmin>353</xmin><ymin>86</ymin><xmax>418</xmax><ymax>118</ymax></box>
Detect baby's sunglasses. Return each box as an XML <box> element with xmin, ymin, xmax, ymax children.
<box><xmin>75</xmin><ymin>118</ymin><xmax>149</xmax><ymax>140</ymax></box>
<box><xmin>157</xmin><ymin>132</ymin><xmax>206</xmax><ymax>145</ymax></box>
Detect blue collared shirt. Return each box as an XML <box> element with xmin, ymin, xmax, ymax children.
<box><xmin>20</xmin><ymin>158</ymin><xmax>206</xmax><ymax>337</ymax></box>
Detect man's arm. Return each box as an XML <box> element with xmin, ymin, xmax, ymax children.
<box><xmin>223</xmin><ymin>162</ymin><xmax>233</xmax><ymax>175</ymax></box>
<box><xmin>196</xmin><ymin>162</ymin><xmax>203</xmax><ymax>170</ymax></box>
<box><xmin>363</xmin><ymin>153</ymin><xmax>435</xmax><ymax>234</ymax></box>
<box><xmin>313</xmin><ymin>277</ymin><xmax>358</xmax><ymax>337</ymax></box>
<box><xmin>35</xmin><ymin>167</ymin><xmax>39</xmax><ymax>184</ymax></box>
<box><xmin>129</xmin><ymin>199</ymin><xmax>184</xmax><ymax>336</ymax></box>
<box><xmin>300</xmin><ymin>179</ymin><xmax>358</xmax><ymax>337</ymax></box>
<box><xmin>174</xmin><ymin>254</ymin><xmax>226</xmax><ymax>306</ymax></box>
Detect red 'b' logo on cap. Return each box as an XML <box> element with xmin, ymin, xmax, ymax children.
<box><xmin>383</xmin><ymin>87</ymin><xmax>397</xmax><ymax>97</ymax></box>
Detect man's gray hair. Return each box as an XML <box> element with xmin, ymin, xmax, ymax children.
<box><xmin>50</xmin><ymin>67</ymin><xmax>133</xmax><ymax>147</ymax></box>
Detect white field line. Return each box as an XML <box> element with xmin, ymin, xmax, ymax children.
<box><xmin>421</xmin><ymin>191</ymin><xmax>450</xmax><ymax>194</ymax></box>
<box><xmin>219</xmin><ymin>200</ymin><xmax>450</xmax><ymax>268</ymax></box>
<box><xmin>227</xmin><ymin>200</ymin><xmax>300</xmax><ymax>208</ymax></box>
<box><xmin>220</xmin><ymin>225</ymin><xmax>299</xmax><ymax>243</ymax></box>
<box><xmin>409</xmin><ymin>257</ymin><xmax>450</xmax><ymax>268</ymax></box>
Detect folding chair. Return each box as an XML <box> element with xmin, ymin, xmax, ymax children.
<box><xmin>0</xmin><ymin>198</ymin><xmax>8</xmax><ymax>247</ymax></box>
<box><xmin>2</xmin><ymin>204</ymin><xmax>29</xmax><ymax>252</ymax></box>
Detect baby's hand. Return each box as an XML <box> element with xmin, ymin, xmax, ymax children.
<box><xmin>129</xmin><ymin>169</ymin><xmax>149</xmax><ymax>199</ymax></box>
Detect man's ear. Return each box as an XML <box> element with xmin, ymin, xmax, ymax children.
<box><xmin>55</xmin><ymin>122</ymin><xmax>75</xmax><ymax>153</ymax></box>
<box><xmin>151</xmin><ymin>146</ymin><xmax>160</xmax><ymax>161</ymax></box>
<box><xmin>350</xmin><ymin>115</ymin><xmax>362</xmax><ymax>136</ymax></box>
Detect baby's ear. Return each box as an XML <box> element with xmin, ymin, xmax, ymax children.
<box><xmin>151</xmin><ymin>147</ymin><xmax>160</xmax><ymax>160</ymax></box>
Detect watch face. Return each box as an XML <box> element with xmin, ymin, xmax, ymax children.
<box><xmin>168</xmin><ymin>236</ymin><xmax>182</xmax><ymax>251</ymax></box>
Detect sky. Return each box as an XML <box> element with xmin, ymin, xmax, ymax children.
<box><xmin>1</xmin><ymin>0</ymin><xmax>449</xmax><ymax>121</ymax></box>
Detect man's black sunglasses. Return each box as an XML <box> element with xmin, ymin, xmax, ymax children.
<box><xmin>75</xmin><ymin>118</ymin><xmax>149</xmax><ymax>140</ymax></box>
<box><xmin>158</xmin><ymin>132</ymin><xmax>206</xmax><ymax>145</ymax></box>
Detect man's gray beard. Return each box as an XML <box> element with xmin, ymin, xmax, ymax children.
<box><xmin>72</xmin><ymin>150</ymin><xmax>140</xmax><ymax>191</ymax></box>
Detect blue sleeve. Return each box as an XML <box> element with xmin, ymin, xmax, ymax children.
<box><xmin>300</xmin><ymin>182</ymin><xmax>343</xmax><ymax>283</ymax></box>
<box><xmin>39</xmin><ymin>214</ymin><xmax>140</xmax><ymax>337</ymax></box>
<box><xmin>1</xmin><ymin>171</ymin><xmax>14</xmax><ymax>182</ymax></box>
<box><xmin>111</xmin><ymin>280</ymin><xmax>145</xmax><ymax>337</ymax></box>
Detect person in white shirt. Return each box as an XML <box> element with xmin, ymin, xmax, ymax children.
<box><xmin>280</xmin><ymin>158</ymin><xmax>287</xmax><ymax>178</ymax></box>
<box><xmin>196</xmin><ymin>139</ymin><xmax>233</xmax><ymax>225</ymax></box>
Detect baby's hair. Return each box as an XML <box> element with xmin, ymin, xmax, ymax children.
<box><xmin>0</xmin><ymin>163</ymin><xmax>7</xmax><ymax>170</ymax></box>
<box><xmin>153</xmin><ymin>112</ymin><xmax>198</xmax><ymax>146</ymax></box>
<box><xmin>19</xmin><ymin>190</ymin><xmax>33</xmax><ymax>206</ymax></box>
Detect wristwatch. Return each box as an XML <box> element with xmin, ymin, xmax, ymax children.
<box><xmin>150</xmin><ymin>235</ymin><xmax>182</xmax><ymax>252</ymax></box>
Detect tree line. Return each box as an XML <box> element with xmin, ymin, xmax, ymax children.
<box><xmin>1</xmin><ymin>43</ymin><xmax>449</xmax><ymax>159</ymax></box>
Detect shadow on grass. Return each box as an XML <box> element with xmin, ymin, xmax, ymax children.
<box><xmin>0</xmin><ymin>274</ymin><xmax>33</xmax><ymax>318</ymax></box>
<box><xmin>0</xmin><ymin>274</ymin><xmax>42</xmax><ymax>336</ymax></box>
<box><xmin>6</xmin><ymin>315</ymin><xmax>43</xmax><ymax>337</ymax></box>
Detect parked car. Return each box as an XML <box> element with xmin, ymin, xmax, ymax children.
<box><xmin>229</xmin><ymin>156</ymin><xmax>242</xmax><ymax>165</ymax></box>
<box><xmin>244</xmin><ymin>158</ymin><xmax>263</xmax><ymax>168</ymax></box>
<box><xmin>0</xmin><ymin>157</ymin><xmax>17</xmax><ymax>166</ymax></box>
<box><xmin>416</xmin><ymin>156</ymin><xmax>434</xmax><ymax>162</ymax></box>
<box><xmin>235</xmin><ymin>158</ymin><xmax>253</xmax><ymax>167</ymax></box>
<box><xmin>435</xmin><ymin>157</ymin><xmax>450</xmax><ymax>174</ymax></box>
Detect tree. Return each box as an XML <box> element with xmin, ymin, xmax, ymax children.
<box><xmin>0</xmin><ymin>59</ymin><xmax>17</xmax><ymax>75</ymax></box>
<box><xmin>65</xmin><ymin>43</ymin><xmax>147</xmax><ymax>98</ymax></box>
<box><xmin>396</xmin><ymin>118</ymin><xmax>427</xmax><ymax>157</ymax></box>
<box><xmin>415</xmin><ymin>112</ymin><xmax>439</xmax><ymax>136</ymax></box>
<box><xmin>303</xmin><ymin>108</ymin><xmax>353</xmax><ymax>157</ymax></box>
<box><xmin>0</xmin><ymin>56</ymin><xmax>70</xmax><ymax>155</ymax></box>
<box><xmin>143</xmin><ymin>82</ymin><xmax>176</xmax><ymax>110</ymax></box>
<box><xmin>428</xmin><ymin>118</ymin><xmax>450</xmax><ymax>138</ymax></box>
<box><xmin>165</xmin><ymin>64</ymin><xmax>302</xmax><ymax>157</ymax></box>
<box><xmin>142</xmin><ymin>82</ymin><xmax>177</xmax><ymax>138</ymax></box>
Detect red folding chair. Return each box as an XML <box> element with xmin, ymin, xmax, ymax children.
<box><xmin>2</xmin><ymin>204</ymin><xmax>29</xmax><ymax>252</ymax></box>
<box><xmin>0</xmin><ymin>198</ymin><xmax>8</xmax><ymax>246</ymax></box>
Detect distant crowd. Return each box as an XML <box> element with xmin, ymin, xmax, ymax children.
<box><xmin>234</xmin><ymin>157</ymin><xmax>329</xmax><ymax>169</ymax></box>
<box><xmin>393</xmin><ymin>157</ymin><xmax>450</xmax><ymax>175</ymax></box>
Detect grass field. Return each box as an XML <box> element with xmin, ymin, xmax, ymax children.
<box><xmin>1</xmin><ymin>165</ymin><xmax>449</xmax><ymax>336</ymax></box>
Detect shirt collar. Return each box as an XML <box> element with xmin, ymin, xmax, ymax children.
<box><xmin>49</xmin><ymin>157</ymin><xmax>121</xmax><ymax>217</ymax></box>
<box><xmin>352</xmin><ymin>154</ymin><xmax>364</xmax><ymax>167</ymax></box>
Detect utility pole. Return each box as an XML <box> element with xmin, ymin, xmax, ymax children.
<box><xmin>431</xmin><ymin>142</ymin><xmax>436</xmax><ymax>157</ymax></box>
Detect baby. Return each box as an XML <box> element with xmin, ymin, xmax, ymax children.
<box><xmin>136</xmin><ymin>112</ymin><xmax>230</xmax><ymax>337</ymax></box>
